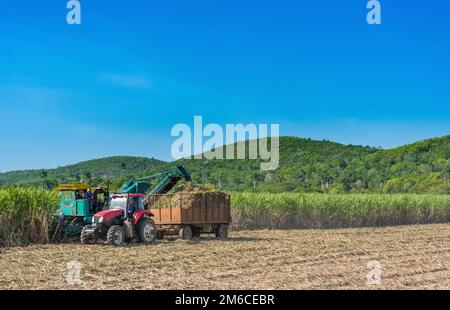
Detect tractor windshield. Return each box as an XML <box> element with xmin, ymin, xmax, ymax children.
<box><xmin>109</xmin><ymin>197</ymin><xmax>127</xmax><ymax>211</ymax></box>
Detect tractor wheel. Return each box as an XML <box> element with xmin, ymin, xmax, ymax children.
<box><xmin>80</xmin><ymin>226</ymin><xmax>90</xmax><ymax>244</ymax></box>
<box><xmin>137</xmin><ymin>218</ymin><xmax>157</xmax><ymax>244</ymax></box>
<box><xmin>107</xmin><ymin>225</ymin><xmax>125</xmax><ymax>246</ymax></box>
<box><xmin>215</xmin><ymin>224</ymin><xmax>229</xmax><ymax>239</ymax></box>
<box><xmin>179</xmin><ymin>225</ymin><xmax>193</xmax><ymax>240</ymax></box>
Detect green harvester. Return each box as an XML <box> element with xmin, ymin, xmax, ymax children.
<box><xmin>51</xmin><ymin>184</ymin><xmax>109</xmax><ymax>242</ymax></box>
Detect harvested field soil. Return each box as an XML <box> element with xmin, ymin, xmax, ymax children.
<box><xmin>0</xmin><ymin>224</ymin><xmax>448</xmax><ymax>290</ymax></box>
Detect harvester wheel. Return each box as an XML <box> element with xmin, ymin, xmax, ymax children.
<box><xmin>215</xmin><ymin>224</ymin><xmax>229</xmax><ymax>239</ymax></box>
<box><xmin>51</xmin><ymin>214</ymin><xmax>65</xmax><ymax>243</ymax></box>
<box><xmin>179</xmin><ymin>225</ymin><xmax>193</xmax><ymax>240</ymax></box>
<box><xmin>107</xmin><ymin>225</ymin><xmax>125</xmax><ymax>246</ymax></box>
<box><xmin>138</xmin><ymin>218</ymin><xmax>157</xmax><ymax>244</ymax></box>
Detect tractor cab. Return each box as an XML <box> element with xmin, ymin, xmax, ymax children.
<box><xmin>109</xmin><ymin>194</ymin><xmax>145</xmax><ymax>218</ymax></box>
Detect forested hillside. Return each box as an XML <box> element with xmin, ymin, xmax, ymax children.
<box><xmin>169</xmin><ymin>137</ymin><xmax>379</xmax><ymax>192</ymax></box>
<box><xmin>1</xmin><ymin>136</ymin><xmax>449</xmax><ymax>194</ymax></box>
<box><xmin>0</xmin><ymin>156</ymin><xmax>165</xmax><ymax>187</ymax></box>
<box><xmin>165</xmin><ymin>136</ymin><xmax>450</xmax><ymax>193</ymax></box>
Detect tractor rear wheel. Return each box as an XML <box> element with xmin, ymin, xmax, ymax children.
<box><xmin>179</xmin><ymin>225</ymin><xmax>193</xmax><ymax>240</ymax></box>
<box><xmin>138</xmin><ymin>218</ymin><xmax>157</xmax><ymax>244</ymax></box>
<box><xmin>215</xmin><ymin>224</ymin><xmax>229</xmax><ymax>239</ymax></box>
<box><xmin>107</xmin><ymin>225</ymin><xmax>125</xmax><ymax>246</ymax></box>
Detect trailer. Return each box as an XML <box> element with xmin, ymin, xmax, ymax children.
<box><xmin>148</xmin><ymin>191</ymin><xmax>231</xmax><ymax>240</ymax></box>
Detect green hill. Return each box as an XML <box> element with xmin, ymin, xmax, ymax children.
<box><xmin>0</xmin><ymin>156</ymin><xmax>166</xmax><ymax>187</ymax></box>
<box><xmin>154</xmin><ymin>135</ymin><xmax>450</xmax><ymax>194</ymax></box>
<box><xmin>168</xmin><ymin>137</ymin><xmax>379</xmax><ymax>192</ymax></box>
<box><xmin>1</xmin><ymin>135</ymin><xmax>449</xmax><ymax>194</ymax></box>
<box><xmin>346</xmin><ymin>135</ymin><xmax>450</xmax><ymax>194</ymax></box>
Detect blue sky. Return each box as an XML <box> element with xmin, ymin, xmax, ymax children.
<box><xmin>0</xmin><ymin>1</ymin><xmax>449</xmax><ymax>172</ymax></box>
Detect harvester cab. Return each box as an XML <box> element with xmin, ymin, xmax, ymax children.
<box><xmin>51</xmin><ymin>184</ymin><xmax>109</xmax><ymax>243</ymax></box>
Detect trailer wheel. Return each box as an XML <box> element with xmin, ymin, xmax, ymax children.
<box><xmin>107</xmin><ymin>225</ymin><xmax>125</xmax><ymax>246</ymax></box>
<box><xmin>179</xmin><ymin>225</ymin><xmax>193</xmax><ymax>240</ymax></box>
<box><xmin>192</xmin><ymin>227</ymin><xmax>201</xmax><ymax>238</ymax></box>
<box><xmin>215</xmin><ymin>224</ymin><xmax>229</xmax><ymax>239</ymax></box>
<box><xmin>138</xmin><ymin>218</ymin><xmax>157</xmax><ymax>244</ymax></box>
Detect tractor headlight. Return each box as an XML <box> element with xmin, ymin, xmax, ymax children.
<box><xmin>98</xmin><ymin>216</ymin><xmax>104</xmax><ymax>223</ymax></box>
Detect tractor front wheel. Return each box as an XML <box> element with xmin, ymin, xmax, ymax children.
<box><xmin>138</xmin><ymin>218</ymin><xmax>157</xmax><ymax>244</ymax></box>
<box><xmin>107</xmin><ymin>225</ymin><xmax>125</xmax><ymax>246</ymax></box>
<box><xmin>80</xmin><ymin>226</ymin><xmax>90</xmax><ymax>244</ymax></box>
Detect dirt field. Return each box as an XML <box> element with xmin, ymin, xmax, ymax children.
<box><xmin>0</xmin><ymin>223</ymin><xmax>448</xmax><ymax>290</ymax></box>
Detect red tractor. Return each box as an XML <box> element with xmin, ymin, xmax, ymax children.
<box><xmin>81</xmin><ymin>193</ymin><xmax>156</xmax><ymax>246</ymax></box>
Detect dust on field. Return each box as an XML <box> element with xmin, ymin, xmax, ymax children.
<box><xmin>0</xmin><ymin>224</ymin><xmax>449</xmax><ymax>290</ymax></box>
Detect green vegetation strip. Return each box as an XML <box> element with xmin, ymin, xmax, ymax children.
<box><xmin>0</xmin><ymin>188</ymin><xmax>58</xmax><ymax>247</ymax></box>
<box><xmin>231</xmin><ymin>192</ymin><xmax>450</xmax><ymax>229</ymax></box>
<box><xmin>1</xmin><ymin>188</ymin><xmax>449</xmax><ymax>246</ymax></box>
